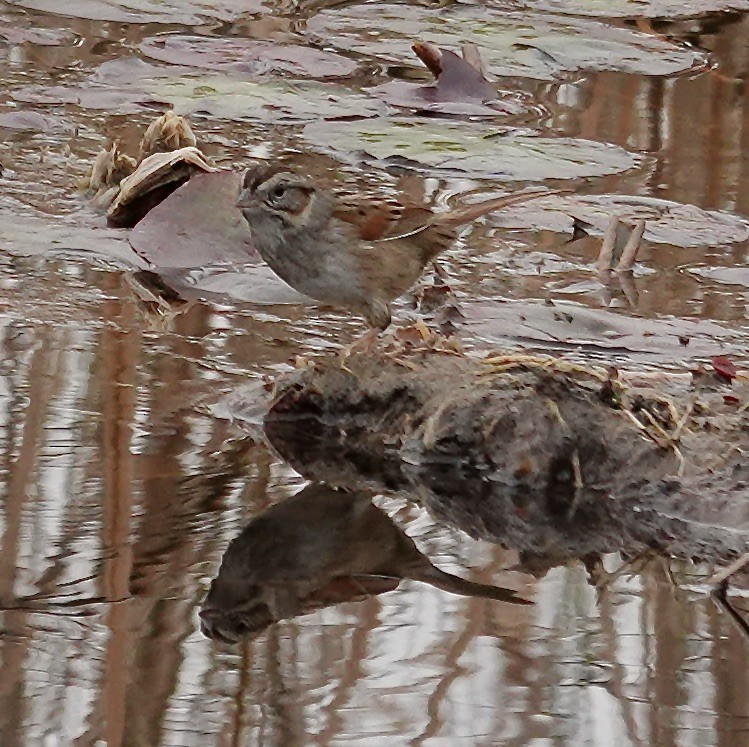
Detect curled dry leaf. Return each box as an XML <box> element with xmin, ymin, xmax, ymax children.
<box><xmin>368</xmin><ymin>41</ymin><xmax>526</xmax><ymax>116</ymax></box>
<box><xmin>138</xmin><ymin>110</ymin><xmax>197</xmax><ymax>161</ymax></box>
<box><xmin>107</xmin><ymin>146</ymin><xmax>217</xmax><ymax>228</ymax></box>
<box><xmin>88</xmin><ymin>142</ymin><xmax>137</xmax><ymax>209</ymax></box>
<box><xmin>88</xmin><ymin>111</ymin><xmax>216</xmax><ymax>227</ymax></box>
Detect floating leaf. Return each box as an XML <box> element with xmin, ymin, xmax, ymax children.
<box><xmin>0</xmin><ymin>24</ymin><xmax>73</xmax><ymax>45</ymax></box>
<box><xmin>140</xmin><ymin>36</ymin><xmax>358</xmax><ymax>78</ymax></box>
<box><xmin>302</xmin><ymin>118</ymin><xmax>642</xmax><ymax>181</ymax></box>
<box><xmin>11</xmin><ymin>0</ymin><xmax>267</xmax><ymax>24</ymax></box>
<box><xmin>141</xmin><ymin>77</ymin><xmax>385</xmax><ymax>123</ymax></box>
<box><xmin>463</xmin><ymin>299</ymin><xmax>749</xmax><ymax>365</ymax></box>
<box><xmin>0</xmin><ymin>198</ymin><xmax>143</xmax><ymax>267</ymax></box>
<box><xmin>16</xmin><ymin>63</ymin><xmax>385</xmax><ymax>121</ymax></box>
<box><xmin>490</xmin><ymin>194</ymin><xmax>749</xmax><ymax>247</ymax></box>
<box><xmin>688</xmin><ymin>266</ymin><xmax>749</xmax><ymax>287</ymax></box>
<box><xmin>0</xmin><ymin>110</ymin><xmax>68</xmax><ymax>132</ymax></box>
<box><xmin>129</xmin><ymin>171</ymin><xmax>254</xmax><ymax>269</ymax></box>
<box><xmin>128</xmin><ymin>171</ymin><xmax>305</xmax><ymax>305</ymax></box>
<box><xmin>516</xmin><ymin>0</ymin><xmax>749</xmax><ymax>19</ymax></box>
<box><xmin>306</xmin><ymin>4</ymin><xmax>707</xmax><ymax>81</ymax></box>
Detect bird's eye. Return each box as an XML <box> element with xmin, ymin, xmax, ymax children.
<box><xmin>270</xmin><ymin>185</ymin><xmax>286</xmax><ymax>200</ymax></box>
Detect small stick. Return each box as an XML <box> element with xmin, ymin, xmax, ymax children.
<box><xmin>706</xmin><ymin>551</ymin><xmax>749</xmax><ymax>586</ymax></box>
<box><xmin>566</xmin><ymin>449</ymin><xmax>585</xmax><ymax>520</ymax></box>
<box><xmin>615</xmin><ymin>219</ymin><xmax>646</xmax><ymax>272</ymax></box>
<box><xmin>461</xmin><ymin>43</ymin><xmax>487</xmax><ymax>77</ymax></box>
<box><xmin>596</xmin><ymin>215</ymin><xmax>619</xmax><ymax>273</ymax></box>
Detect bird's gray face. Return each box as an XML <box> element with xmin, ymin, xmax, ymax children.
<box><xmin>199</xmin><ymin>576</ymin><xmax>272</xmax><ymax>643</ymax></box>
<box><xmin>236</xmin><ymin>167</ymin><xmax>315</xmax><ymax>228</ymax></box>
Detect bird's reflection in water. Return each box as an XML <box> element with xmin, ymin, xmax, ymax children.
<box><xmin>200</xmin><ymin>483</ymin><xmax>530</xmax><ymax>642</ymax></box>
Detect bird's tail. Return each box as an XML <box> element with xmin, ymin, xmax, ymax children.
<box><xmin>439</xmin><ymin>187</ymin><xmax>566</xmax><ymax>227</ymax></box>
<box><xmin>409</xmin><ymin>564</ymin><xmax>532</xmax><ymax>605</ymax></box>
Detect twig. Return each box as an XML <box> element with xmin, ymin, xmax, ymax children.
<box><xmin>706</xmin><ymin>551</ymin><xmax>749</xmax><ymax>585</ymax></box>
<box><xmin>615</xmin><ymin>219</ymin><xmax>646</xmax><ymax>272</ymax></box>
<box><xmin>566</xmin><ymin>449</ymin><xmax>584</xmax><ymax>520</ymax></box>
<box><xmin>596</xmin><ymin>215</ymin><xmax>619</xmax><ymax>273</ymax></box>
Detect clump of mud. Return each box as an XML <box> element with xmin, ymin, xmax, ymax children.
<box><xmin>264</xmin><ymin>347</ymin><xmax>749</xmax><ymax>565</ymax></box>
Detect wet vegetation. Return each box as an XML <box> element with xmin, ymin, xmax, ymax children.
<box><xmin>1</xmin><ymin>0</ymin><xmax>749</xmax><ymax>745</ymax></box>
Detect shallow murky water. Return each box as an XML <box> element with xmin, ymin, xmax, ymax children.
<box><xmin>1</xmin><ymin>1</ymin><xmax>749</xmax><ymax>745</ymax></box>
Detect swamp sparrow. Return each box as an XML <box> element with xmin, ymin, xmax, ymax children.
<box><xmin>237</xmin><ymin>164</ymin><xmax>560</xmax><ymax>330</ymax></box>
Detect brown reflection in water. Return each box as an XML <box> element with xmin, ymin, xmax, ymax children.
<box><xmin>0</xmin><ymin>326</ymin><xmax>59</xmax><ymax>747</ymax></box>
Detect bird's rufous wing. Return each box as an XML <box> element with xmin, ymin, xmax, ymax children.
<box><xmin>333</xmin><ymin>195</ymin><xmax>434</xmax><ymax>241</ymax></box>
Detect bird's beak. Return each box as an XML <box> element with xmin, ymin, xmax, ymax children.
<box><xmin>235</xmin><ymin>188</ymin><xmax>250</xmax><ymax>209</ymax></box>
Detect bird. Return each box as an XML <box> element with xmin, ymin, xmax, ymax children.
<box><xmin>236</xmin><ymin>163</ymin><xmax>559</xmax><ymax>334</ymax></box>
<box><xmin>199</xmin><ymin>483</ymin><xmax>530</xmax><ymax>642</ymax></box>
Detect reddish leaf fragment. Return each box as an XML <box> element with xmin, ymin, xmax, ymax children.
<box><xmin>723</xmin><ymin>394</ymin><xmax>740</xmax><ymax>405</ymax></box>
<box><xmin>712</xmin><ymin>356</ymin><xmax>737</xmax><ymax>382</ymax></box>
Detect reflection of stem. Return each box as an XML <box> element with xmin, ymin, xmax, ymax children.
<box><xmin>615</xmin><ymin>220</ymin><xmax>645</xmax><ymax>271</ymax></box>
<box><xmin>97</xmin><ymin>307</ymin><xmax>138</xmax><ymax>747</ymax></box>
<box><xmin>318</xmin><ymin>597</ymin><xmax>378</xmax><ymax>743</ymax></box>
<box><xmin>230</xmin><ymin>641</ymin><xmax>252</xmax><ymax>747</ymax></box>
<box><xmin>596</xmin><ymin>573</ymin><xmax>646</xmax><ymax>747</ymax></box>
<box><xmin>410</xmin><ymin>588</ymin><xmax>488</xmax><ymax>745</ymax></box>
<box><xmin>0</xmin><ymin>329</ymin><xmax>56</xmax><ymax>744</ymax></box>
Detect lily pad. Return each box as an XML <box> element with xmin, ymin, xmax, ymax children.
<box><xmin>0</xmin><ymin>110</ymin><xmax>69</xmax><ymax>132</ymax></box>
<box><xmin>128</xmin><ymin>171</ymin><xmax>308</xmax><ymax>305</ymax></box>
<box><xmin>302</xmin><ymin>118</ymin><xmax>642</xmax><ymax>181</ymax></box>
<box><xmin>489</xmin><ymin>194</ymin><xmax>749</xmax><ymax>247</ymax></box>
<box><xmin>16</xmin><ymin>65</ymin><xmax>385</xmax><ymax>122</ymax></box>
<box><xmin>463</xmin><ymin>299</ymin><xmax>748</xmax><ymax>365</ymax></box>
<box><xmin>516</xmin><ymin>0</ymin><xmax>749</xmax><ymax>19</ymax></box>
<box><xmin>139</xmin><ymin>36</ymin><xmax>358</xmax><ymax>78</ymax></box>
<box><xmin>141</xmin><ymin>76</ymin><xmax>385</xmax><ymax>123</ymax></box>
<box><xmin>129</xmin><ymin>171</ymin><xmax>254</xmax><ymax>269</ymax></box>
<box><xmin>306</xmin><ymin>4</ymin><xmax>707</xmax><ymax>81</ymax></box>
<box><xmin>0</xmin><ymin>198</ymin><xmax>144</xmax><ymax>267</ymax></box>
<box><xmin>0</xmin><ymin>24</ymin><xmax>73</xmax><ymax>46</ymax></box>
<box><xmin>688</xmin><ymin>266</ymin><xmax>749</xmax><ymax>287</ymax></box>
<box><xmin>11</xmin><ymin>0</ymin><xmax>267</xmax><ymax>25</ymax></box>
